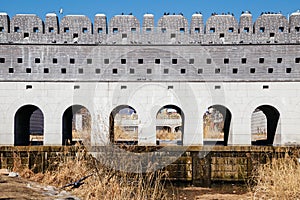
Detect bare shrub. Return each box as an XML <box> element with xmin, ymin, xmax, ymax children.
<box><xmin>251</xmin><ymin>154</ymin><xmax>300</xmax><ymax>199</ymax></box>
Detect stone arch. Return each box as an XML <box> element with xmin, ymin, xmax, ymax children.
<box><xmin>109</xmin><ymin>105</ymin><xmax>138</xmax><ymax>144</ymax></box>
<box><xmin>203</xmin><ymin>105</ymin><xmax>232</xmax><ymax>146</ymax></box>
<box><xmin>251</xmin><ymin>105</ymin><xmax>280</xmax><ymax>145</ymax></box>
<box><xmin>156</xmin><ymin>105</ymin><xmax>184</xmax><ymax>145</ymax></box>
<box><xmin>14</xmin><ymin>105</ymin><xmax>44</xmax><ymax>146</ymax></box>
<box><xmin>62</xmin><ymin>105</ymin><xmax>91</xmax><ymax>145</ymax></box>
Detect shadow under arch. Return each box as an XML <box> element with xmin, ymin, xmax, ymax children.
<box><xmin>251</xmin><ymin>105</ymin><xmax>280</xmax><ymax>145</ymax></box>
<box><xmin>109</xmin><ymin>105</ymin><xmax>138</xmax><ymax>144</ymax></box>
<box><xmin>62</xmin><ymin>105</ymin><xmax>91</xmax><ymax>145</ymax></box>
<box><xmin>203</xmin><ymin>104</ymin><xmax>232</xmax><ymax>146</ymax></box>
<box><xmin>156</xmin><ymin>104</ymin><xmax>184</xmax><ymax>146</ymax></box>
<box><xmin>14</xmin><ymin>105</ymin><xmax>44</xmax><ymax>146</ymax></box>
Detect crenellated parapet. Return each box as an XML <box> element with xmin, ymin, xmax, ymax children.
<box><xmin>0</xmin><ymin>11</ymin><xmax>300</xmax><ymax>44</ymax></box>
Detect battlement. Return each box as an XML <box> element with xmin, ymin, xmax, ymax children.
<box><xmin>0</xmin><ymin>11</ymin><xmax>300</xmax><ymax>44</ymax></box>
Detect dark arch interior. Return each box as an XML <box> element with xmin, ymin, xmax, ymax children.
<box><xmin>156</xmin><ymin>105</ymin><xmax>184</xmax><ymax>145</ymax></box>
<box><xmin>252</xmin><ymin>105</ymin><xmax>280</xmax><ymax>145</ymax></box>
<box><xmin>109</xmin><ymin>105</ymin><xmax>138</xmax><ymax>144</ymax></box>
<box><xmin>62</xmin><ymin>105</ymin><xmax>91</xmax><ymax>145</ymax></box>
<box><xmin>14</xmin><ymin>105</ymin><xmax>44</xmax><ymax>146</ymax></box>
<box><xmin>203</xmin><ymin>105</ymin><xmax>232</xmax><ymax>146</ymax></box>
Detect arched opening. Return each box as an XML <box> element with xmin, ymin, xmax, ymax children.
<box><xmin>203</xmin><ymin>105</ymin><xmax>232</xmax><ymax>146</ymax></box>
<box><xmin>109</xmin><ymin>105</ymin><xmax>138</xmax><ymax>145</ymax></box>
<box><xmin>156</xmin><ymin>105</ymin><xmax>184</xmax><ymax>145</ymax></box>
<box><xmin>62</xmin><ymin>105</ymin><xmax>91</xmax><ymax>145</ymax></box>
<box><xmin>14</xmin><ymin>105</ymin><xmax>44</xmax><ymax>146</ymax></box>
<box><xmin>251</xmin><ymin>105</ymin><xmax>280</xmax><ymax>145</ymax></box>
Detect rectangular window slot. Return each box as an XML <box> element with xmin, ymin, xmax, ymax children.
<box><xmin>70</xmin><ymin>58</ymin><xmax>75</xmax><ymax>64</ymax></box>
<box><xmin>64</xmin><ymin>27</ymin><xmax>69</xmax><ymax>33</ymax></box>
<box><xmin>49</xmin><ymin>27</ymin><xmax>54</xmax><ymax>33</ymax></box>
<box><xmin>164</xmin><ymin>68</ymin><xmax>169</xmax><ymax>74</ymax></box>
<box><xmin>250</xmin><ymin>68</ymin><xmax>256</xmax><ymax>74</ymax></box>
<box><xmin>147</xmin><ymin>68</ymin><xmax>152</xmax><ymax>74</ymax></box>
<box><xmin>263</xmin><ymin>85</ymin><xmax>269</xmax><ymax>89</ymax></box>
<box><xmin>73</xmin><ymin>33</ymin><xmax>78</xmax><ymax>38</ymax></box>
<box><xmin>35</xmin><ymin>58</ymin><xmax>40</xmax><ymax>63</ymax></box>
<box><xmin>241</xmin><ymin>58</ymin><xmax>247</xmax><ymax>64</ymax></box>
<box><xmin>129</xmin><ymin>68</ymin><xmax>135</xmax><ymax>74</ymax></box>
<box><xmin>180</xmin><ymin>68</ymin><xmax>186</xmax><ymax>74</ymax></box>
<box><xmin>17</xmin><ymin>58</ymin><xmax>22</xmax><ymax>63</ymax></box>
<box><xmin>171</xmin><ymin>33</ymin><xmax>176</xmax><ymax>38</ymax></box>
<box><xmin>33</xmin><ymin>27</ymin><xmax>39</xmax><ymax>33</ymax></box>
<box><xmin>207</xmin><ymin>58</ymin><xmax>212</xmax><ymax>64</ymax></box>
<box><xmin>53</xmin><ymin>58</ymin><xmax>57</xmax><ymax>64</ymax></box>
<box><xmin>215</xmin><ymin>85</ymin><xmax>221</xmax><ymax>89</ymax></box>
<box><xmin>243</xmin><ymin>27</ymin><xmax>249</xmax><ymax>33</ymax></box>
<box><xmin>44</xmin><ymin>68</ymin><xmax>49</xmax><ymax>73</ymax></box>
<box><xmin>172</xmin><ymin>59</ymin><xmax>177</xmax><ymax>64</ymax></box>
<box><xmin>296</xmin><ymin>58</ymin><xmax>300</xmax><ymax>63</ymax></box>
<box><xmin>14</xmin><ymin>27</ymin><xmax>20</xmax><ymax>32</ymax></box>
<box><xmin>232</xmin><ymin>68</ymin><xmax>238</xmax><ymax>74</ymax></box>
<box><xmin>260</xmin><ymin>27</ymin><xmax>265</xmax><ymax>33</ymax></box>
<box><xmin>146</xmin><ymin>28</ymin><xmax>151</xmax><ymax>32</ymax></box>
<box><xmin>131</xmin><ymin>28</ymin><xmax>136</xmax><ymax>32</ymax></box>
<box><xmin>228</xmin><ymin>27</ymin><xmax>234</xmax><ymax>32</ymax></box>
<box><xmin>121</xmin><ymin>85</ymin><xmax>127</xmax><ymax>89</ymax></box>
<box><xmin>259</xmin><ymin>58</ymin><xmax>264</xmax><ymax>63</ymax></box>
<box><xmin>0</xmin><ymin>27</ymin><xmax>4</xmax><ymax>32</ymax></box>
<box><xmin>296</xmin><ymin>27</ymin><xmax>300</xmax><ymax>32</ymax></box>
<box><xmin>0</xmin><ymin>58</ymin><xmax>5</xmax><ymax>63</ymax></box>
<box><xmin>8</xmin><ymin>68</ymin><xmax>14</xmax><ymax>73</ymax></box>
<box><xmin>98</xmin><ymin>28</ymin><xmax>103</xmax><ymax>33</ymax></box>
<box><xmin>78</xmin><ymin>68</ymin><xmax>83</xmax><ymax>74</ymax></box>
<box><xmin>278</xmin><ymin>27</ymin><xmax>284</xmax><ymax>32</ymax></box>
<box><xmin>224</xmin><ymin>58</ymin><xmax>229</xmax><ymax>64</ymax></box>
<box><xmin>113</xmin><ymin>28</ymin><xmax>118</xmax><ymax>33</ymax></box>
<box><xmin>24</xmin><ymin>32</ymin><xmax>29</xmax><ymax>38</ymax></box>
<box><xmin>95</xmin><ymin>68</ymin><xmax>101</xmax><ymax>74</ymax></box>
<box><xmin>215</xmin><ymin>68</ymin><xmax>220</xmax><ymax>74</ymax></box>
<box><xmin>189</xmin><ymin>58</ymin><xmax>194</xmax><ymax>64</ymax></box>
<box><xmin>112</xmin><ymin>68</ymin><xmax>118</xmax><ymax>74</ymax></box>
<box><xmin>61</xmin><ymin>68</ymin><xmax>66</xmax><ymax>74</ymax></box>
<box><xmin>121</xmin><ymin>59</ymin><xmax>126</xmax><ymax>64</ymax></box>
<box><xmin>155</xmin><ymin>59</ymin><xmax>160</xmax><ymax>64</ymax></box>
<box><xmin>26</xmin><ymin>68</ymin><xmax>31</xmax><ymax>73</ymax></box>
<box><xmin>270</xmin><ymin>32</ymin><xmax>275</xmax><ymax>37</ymax></box>
<box><xmin>168</xmin><ymin>85</ymin><xmax>173</xmax><ymax>89</ymax></box>
<box><xmin>194</xmin><ymin>28</ymin><xmax>200</xmax><ymax>33</ymax></box>
<box><xmin>277</xmin><ymin>58</ymin><xmax>282</xmax><ymax>63</ymax></box>
<box><xmin>286</xmin><ymin>68</ymin><xmax>292</xmax><ymax>73</ymax></box>
<box><xmin>74</xmin><ymin>85</ymin><xmax>80</xmax><ymax>89</ymax></box>
<box><xmin>180</xmin><ymin>28</ymin><xmax>185</xmax><ymax>33</ymax></box>
<box><xmin>122</xmin><ymin>33</ymin><xmax>127</xmax><ymax>38</ymax></box>
<box><xmin>82</xmin><ymin>28</ymin><xmax>88</xmax><ymax>33</ymax></box>
<box><xmin>268</xmin><ymin>68</ymin><xmax>273</xmax><ymax>73</ymax></box>
<box><xmin>219</xmin><ymin>33</ymin><xmax>224</xmax><ymax>38</ymax></box>
<box><xmin>198</xmin><ymin>68</ymin><xmax>203</xmax><ymax>74</ymax></box>
<box><xmin>26</xmin><ymin>85</ymin><xmax>32</xmax><ymax>89</ymax></box>
<box><xmin>161</xmin><ymin>28</ymin><xmax>166</xmax><ymax>33</ymax></box>
<box><xmin>87</xmin><ymin>59</ymin><xmax>92</xmax><ymax>64</ymax></box>
<box><xmin>138</xmin><ymin>59</ymin><xmax>143</xmax><ymax>64</ymax></box>
<box><xmin>104</xmin><ymin>58</ymin><xmax>109</xmax><ymax>64</ymax></box>
<box><xmin>210</xmin><ymin>28</ymin><xmax>215</xmax><ymax>33</ymax></box>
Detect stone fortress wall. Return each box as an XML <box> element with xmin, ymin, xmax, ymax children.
<box><xmin>0</xmin><ymin>11</ymin><xmax>300</xmax><ymax>44</ymax></box>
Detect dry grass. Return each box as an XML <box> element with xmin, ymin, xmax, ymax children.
<box><xmin>251</xmin><ymin>154</ymin><xmax>300</xmax><ymax>199</ymax></box>
<box><xmin>13</xmin><ymin>147</ymin><xmax>171</xmax><ymax>200</ymax></box>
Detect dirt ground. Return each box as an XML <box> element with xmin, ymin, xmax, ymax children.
<box><xmin>0</xmin><ymin>175</ymin><xmax>79</xmax><ymax>200</ymax></box>
<box><xmin>0</xmin><ymin>175</ymin><xmax>252</xmax><ymax>200</ymax></box>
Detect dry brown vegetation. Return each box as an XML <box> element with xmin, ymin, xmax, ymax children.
<box><xmin>12</xmin><ymin>147</ymin><xmax>171</xmax><ymax>200</ymax></box>
<box><xmin>251</xmin><ymin>154</ymin><xmax>300</xmax><ymax>199</ymax></box>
